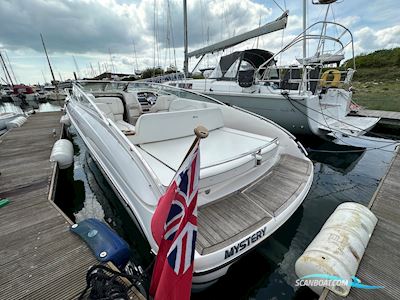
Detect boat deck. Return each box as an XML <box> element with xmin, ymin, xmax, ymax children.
<box><xmin>197</xmin><ymin>154</ymin><xmax>312</xmax><ymax>255</ymax></box>
<box><xmin>0</xmin><ymin>112</ymin><xmax>145</xmax><ymax>300</ymax></box>
<box><xmin>321</xmin><ymin>146</ymin><xmax>400</xmax><ymax>300</ymax></box>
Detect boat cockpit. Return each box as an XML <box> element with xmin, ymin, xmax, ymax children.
<box><xmin>73</xmin><ymin>82</ymin><xmax>282</xmax><ymax>205</ymax></box>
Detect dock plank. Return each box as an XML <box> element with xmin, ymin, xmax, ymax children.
<box><xmin>0</xmin><ymin>112</ymin><xmax>99</xmax><ymax>300</ymax></box>
<box><xmin>323</xmin><ymin>146</ymin><xmax>400</xmax><ymax>300</ymax></box>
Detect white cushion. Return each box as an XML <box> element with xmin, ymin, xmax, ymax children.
<box><xmin>96</xmin><ymin>103</ymin><xmax>115</xmax><ymax>121</ymax></box>
<box><xmin>149</xmin><ymin>95</ymin><xmax>177</xmax><ymax>113</ymax></box>
<box><xmin>120</xmin><ymin>92</ymin><xmax>142</xmax><ymax>122</ymax></box>
<box><xmin>94</xmin><ymin>97</ymin><xmax>124</xmax><ymax>121</ymax></box>
<box><xmin>129</xmin><ymin>108</ymin><xmax>224</xmax><ymax>144</ymax></box>
<box><xmin>96</xmin><ymin>100</ymin><xmax>135</xmax><ymax>134</ymax></box>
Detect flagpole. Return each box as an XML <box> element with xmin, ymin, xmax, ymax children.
<box><xmin>182</xmin><ymin>125</ymin><xmax>208</xmax><ymax>163</ymax></box>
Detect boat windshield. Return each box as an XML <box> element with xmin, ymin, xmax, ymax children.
<box><xmin>77</xmin><ymin>80</ymin><xmax>222</xmax><ymax>105</ymax></box>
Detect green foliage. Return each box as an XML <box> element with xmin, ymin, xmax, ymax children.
<box><xmin>344</xmin><ymin>48</ymin><xmax>400</xmax><ymax>69</ymax></box>
<box><xmin>341</xmin><ymin>48</ymin><xmax>400</xmax><ymax>82</ymax></box>
<box><xmin>192</xmin><ymin>73</ymin><xmax>205</xmax><ymax>79</ymax></box>
<box><xmin>352</xmin><ymin>81</ymin><xmax>400</xmax><ymax>111</ymax></box>
<box><xmin>343</xmin><ymin>48</ymin><xmax>400</xmax><ymax>111</ymax></box>
<box><xmin>141</xmin><ymin>67</ymin><xmax>164</xmax><ymax>79</ymax></box>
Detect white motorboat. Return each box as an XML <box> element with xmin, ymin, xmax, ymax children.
<box><xmin>65</xmin><ymin>80</ymin><xmax>313</xmax><ymax>289</ymax></box>
<box><xmin>170</xmin><ymin>1</ymin><xmax>379</xmax><ymax>138</ymax></box>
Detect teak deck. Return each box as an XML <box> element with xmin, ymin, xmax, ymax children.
<box><xmin>322</xmin><ymin>146</ymin><xmax>400</xmax><ymax>300</ymax></box>
<box><xmin>197</xmin><ymin>154</ymin><xmax>312</xmax><ymax>255</ymax></box>
<box><xmin>0</xmin><ymin>112</ymin><xmax>144</xmax><ymax>300</ymax></box>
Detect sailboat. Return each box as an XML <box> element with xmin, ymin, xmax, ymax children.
<box><xmin>169</xmin><ymin>0</ymin><xmax>379</xmax><ymax>137</ymax></box>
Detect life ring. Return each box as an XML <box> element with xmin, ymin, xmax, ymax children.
<box><xmin>320</xmin><ymin>69</ymin><xmax>341</xmax><ymax>88</ymax></box>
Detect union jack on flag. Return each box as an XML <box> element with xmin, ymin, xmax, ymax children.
<box><xmin>150</xmin><ymin>140</ymin><xmax>200</xmax><ymax>300</ymax></box>
<box><xmin>165</xmin><ymin>155</ymin><xmax>199</xmax><ymax>275</ymax></box>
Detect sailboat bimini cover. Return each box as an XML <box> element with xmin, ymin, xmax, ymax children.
<box><xmin>211</xmin><ymin>49</ymin><xmax>274</xmax><ymax>80</ymax></box>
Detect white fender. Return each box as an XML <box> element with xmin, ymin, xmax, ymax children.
<box><xmin>60</xmin><ymin>114</ymin><xmax>71</xmax><ymax>126</ymax></box>
<box><xmin>6</xmin><ymin>116</ymin><xmax>27</xmax><ymax>129</ymax></box>
<box><xmin>50</xmin><ymin>139</ymin><xmax>74</xmax><ymax>169</ymax></box>
<box><xmin>295</xmin><ymin>202</ymin><xmax>377</xmax><ymax>296</ymax></box>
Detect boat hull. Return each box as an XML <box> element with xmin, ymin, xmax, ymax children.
<box><xmin>66</xmin><ymin>88</ymin><xmax>314</xmax><ymax>291</ymax></box>
<box><xmin>198</xmin><ymin>90</ymin><xmax>320</xmax><ymax>135</ymax></box>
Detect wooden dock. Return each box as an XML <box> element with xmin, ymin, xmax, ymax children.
<box><xmin>0</xmin><ymin>112</ymin><xmax>145</xmax><ymax>299</ymax></box>
<box><xmin>321</xmin><ymin>145</ymin><xmax>400</xmax><ymax>300</ymax></box>
<box><xmin>357</xmin><ymin>109</ymin><xmax>400</xmax><ymax>126</ymax></box>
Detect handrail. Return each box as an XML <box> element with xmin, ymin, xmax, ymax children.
<box><xmin>256</xmin><ymin>20</ymin><xmax>355</xmax><ymax>79</ymax></box>
<box><xmin>202</xmin><ymin>137</ymin><xmax>279</xmax><ymax>169</ymax></box>
<box><xmin>106</xmin><ymin>119</ymin><xmax>164</xmax><ymax>194</ymax></box>
<box><xmin>70</xmin><ymin>83</ymin><xmax>164</xmax><ymax>195</ymax></box>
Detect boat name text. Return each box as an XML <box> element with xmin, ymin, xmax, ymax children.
<box><xmin>224</xmin><ymin>227</ymin><xmax>266</xmax><ymax>259</ymax></box>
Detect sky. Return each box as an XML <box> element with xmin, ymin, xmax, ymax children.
<box><xmin>0</xmin><ymin>0</ymin><xmax>399</xmax><ymax>84</ymax></box>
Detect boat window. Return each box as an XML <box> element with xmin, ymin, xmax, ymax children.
<box><xmin>266</xmin><ymin>67</ymin><xmax>279</xmax><ymax>80</ymax></box>
<box><xmin>239</xmin><ymin>60</ymin><xmax>255</xmax><ymax>71</ymax></box>
<box><xmin>209</xmin><ymin>64</ymin><xmax>223</xmax><ymax>79</ymax></box>
<box><xmin>224</xmin><ymin>58</ymin><xmax>240</xmax><ymax>79</ymax></box>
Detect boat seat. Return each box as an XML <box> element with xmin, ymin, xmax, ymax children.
<box><xmin>129</xmin><ymin>107</ymin><xmax>224</xmax><ymax>145</ymax></box>
<box><xmin>120</xmin><ymin>92</ymin><xmax>143</xmax><ymax>124</ymax></box>
<box><xmin>149</xmin><ymin>95</ymin><xmax>177</xmax><ymax>113</ymax></box>
<box><xmin>94</xmin><ymin>97</ymin><xmax>125</xmax><ymax>121</ymax></box>
<box><xmin>95</xmin><ymin>101</ymin><xmax>136</xmax><ymax>134</ymax></box>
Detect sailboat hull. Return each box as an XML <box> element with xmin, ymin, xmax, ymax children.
<box><xmin>195</xmin><ymin>90</ymin><xmax>319</xmax><ymax>135</ymax></box>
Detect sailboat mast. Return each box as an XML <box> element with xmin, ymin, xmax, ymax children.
<box><xmin>40</xmin><ymin>33</ymin><xmax>56</xmax><ymax>84</ymax></box>
<box><xmin>0</xmin><ymin>52</ymin><xmax>14</xmax><ymax>87</ymax></box>
<box><xmin>72</xmin><ymin>56</ymin><xmax>81</xmax><ymax>79</ymax></box>
<box><xmin>303</xmin><ymin>0</ymin><xmax>307</xmax><ymax>61</ymax></box>
<box><xmin>4</xmin><ymin>51</ymin><xmax>18</xmax><ymax>84</ymax></box>
<box><xmin>183</xmin><ymin>0</ymin><xmax>188</xmax><ymax>77</ymax></box>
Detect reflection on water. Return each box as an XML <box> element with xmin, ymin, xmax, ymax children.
<box><xmin>56</xmin><ymin>126</ymin><xmax>398</xmax><ymax>300</ymax></box>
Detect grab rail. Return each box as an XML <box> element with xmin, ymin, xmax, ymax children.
<box><xmin>70</xmin><ymin>83</ymin><xmax>164</xmax><ymax>195</ymax></box>
<box><xmin>202</xmin><ymin>137</ymin><xmax>279</xmax><ymax>169</ymax></box>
